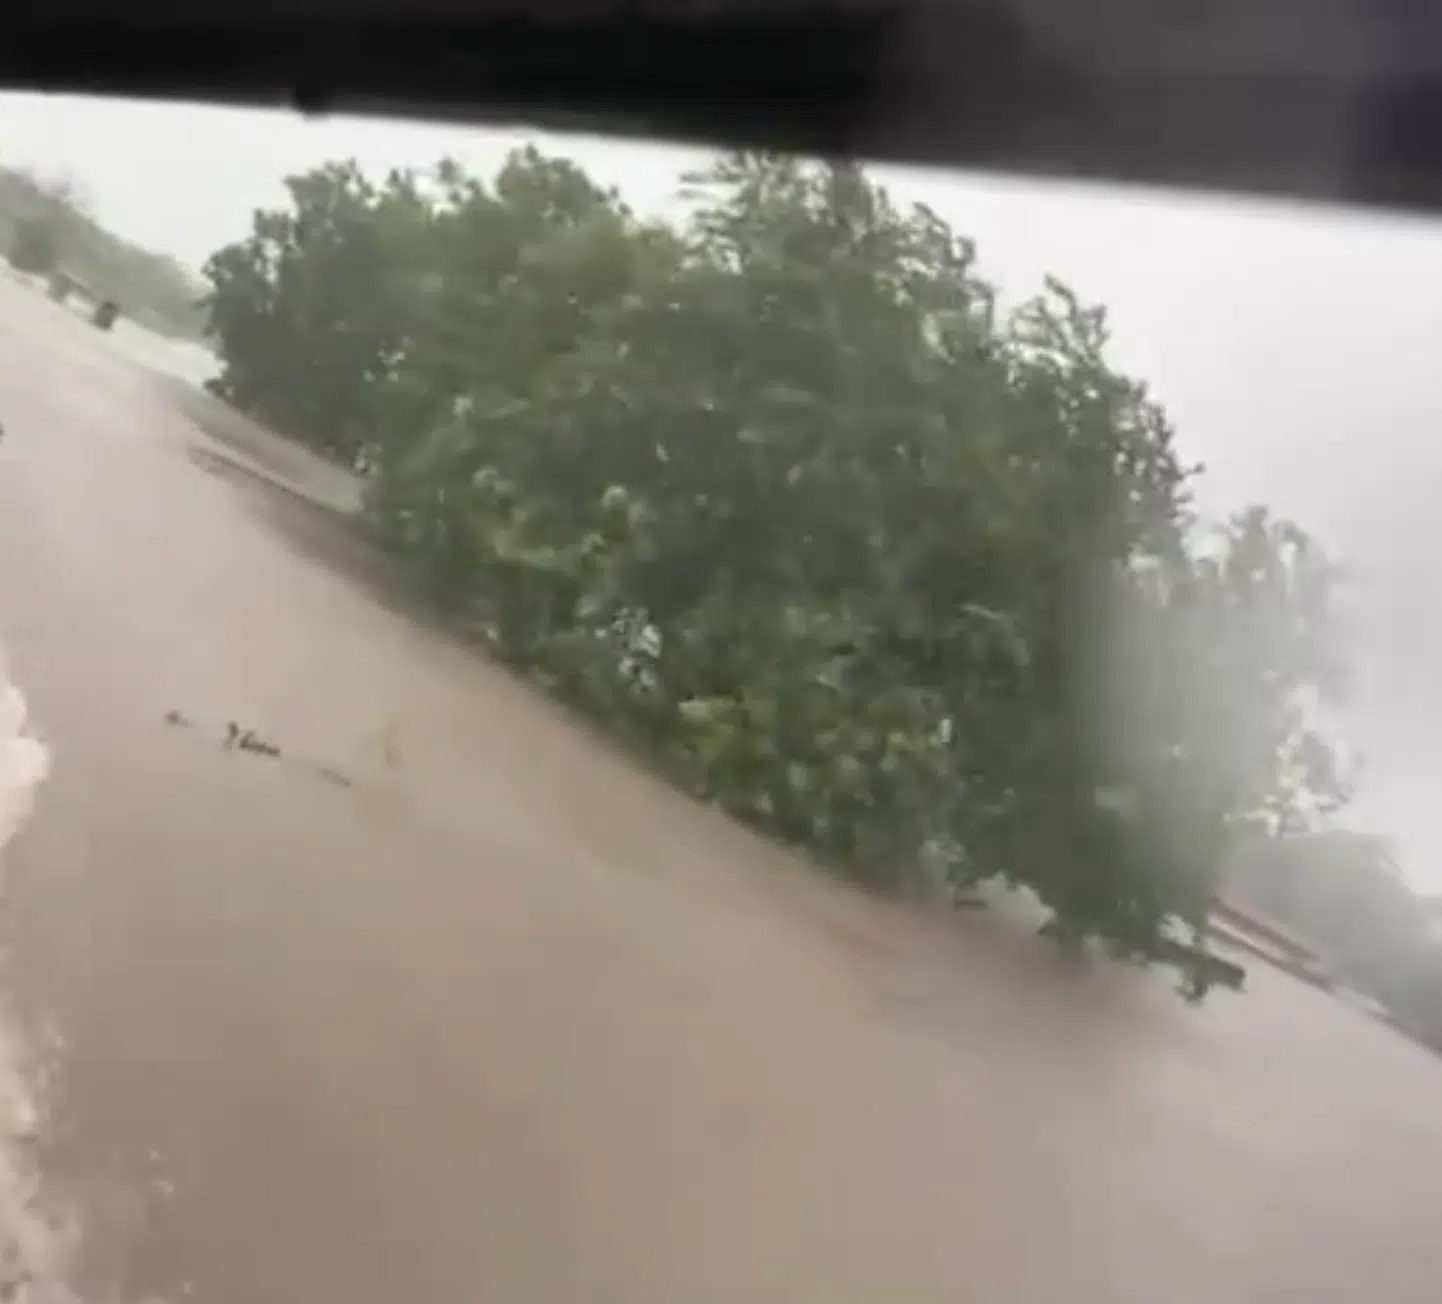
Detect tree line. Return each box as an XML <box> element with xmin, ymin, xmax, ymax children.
<box><xmin>0</xmin><ymin>165</ymin><xmax>205</xmax><ymax>339</ymax></box>
<box><xmin>199</xmin><ymin>146</ymin><xmax>1361</xmax><ymax>996</ymax></box>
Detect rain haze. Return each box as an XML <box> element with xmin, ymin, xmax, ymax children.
<box><xmin>0</xmin><ymin>89</ymin><xmax>1438</xmax><ymax>883</ymax></box>
<box><xmin>10</xmin><ymin>84</ymin><xmax>1442</xmax><ymax>1304</ymax></box>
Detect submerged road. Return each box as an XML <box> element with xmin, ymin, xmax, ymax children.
<box><xmin>1</xmin><ymin>273</ymin><xmax>1442</xmax><ymax>1303</ymax></box>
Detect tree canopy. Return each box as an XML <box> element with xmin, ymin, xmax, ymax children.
<box><xmin>200</xmin><ymin>145</ymin><xmax>1359</xmax><ymax>995</ymax></box>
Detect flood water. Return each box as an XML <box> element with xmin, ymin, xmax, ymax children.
<box><xmin>2</xmin><ymin>271</ymin><xmax>1442</xmax><ymax>1303</ymax></box>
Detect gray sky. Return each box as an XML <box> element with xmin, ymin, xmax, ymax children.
<box><xmin>2</xmin><ymin>92</ymin><xmax>1440</xmax><ymax>883</ymax></box>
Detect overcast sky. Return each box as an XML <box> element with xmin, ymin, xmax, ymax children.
<box><xmin>2</xmin><ymin>91</ymin><xmax>1440</xmax><ymax>884</ymax></box>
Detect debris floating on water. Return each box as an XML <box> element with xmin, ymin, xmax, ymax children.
<box><xmin>167</xmin><ymin>711</ymin><xmax>360</xmax><ymax>792</ymax></box>
<box><xmin>222</xmin><ymin>721</ymin><xmax>279</xmax><ymax>758</ymax></box>
<box><xmin>309</xmin><ymin>765</ymin><xmax>354</xmax><ymax>789</ymax></box>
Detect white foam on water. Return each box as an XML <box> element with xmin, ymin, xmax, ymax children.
<box><xmin>0</xmin><ymin>655</ymin><xmax>76</xmax><ymax>1302</ymax></box>
<box><xmin>0</xmin><ymin>677</ymin><xmax>50</xmax><ymax>853</ymax></box>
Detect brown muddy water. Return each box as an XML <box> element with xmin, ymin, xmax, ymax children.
<box><xmin>2</xmin><ymin>271</ymin><xmax>1442</xmax><ymax>1303</ymax></box>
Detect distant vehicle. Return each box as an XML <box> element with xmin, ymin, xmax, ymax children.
<box><xmin>91</xmin><ymin>299</ymin><xmax>120</xmax><ymax>332</ymax></box>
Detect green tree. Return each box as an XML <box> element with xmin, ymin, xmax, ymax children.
<box><xmin>6</xmin><ymin>173</ymin><xmax>87</xmax><ymax>277</ymax></box>
<box><xmin>8</xmin><ymin>213</ymin><xmax>57</xmax><ymax>275</ymax></box>
<box><xmin>360</xmin><ymin>149</ymin><xmax>678</xmax><ymax>608</ymax></box>
<box><xmin>201</xmin><ymin>160</ymin><xmax>429</xmax><ymax>463</ymax></box>
<box><xmin>202</xmin><ymin>147</ymin><xmax>1354</xmax><ymax>992</ymax></box>
<box><xmin>1060</xmin><ymin>506</ymin><xmax>1350</xmax><ymax>952</ymax></box>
